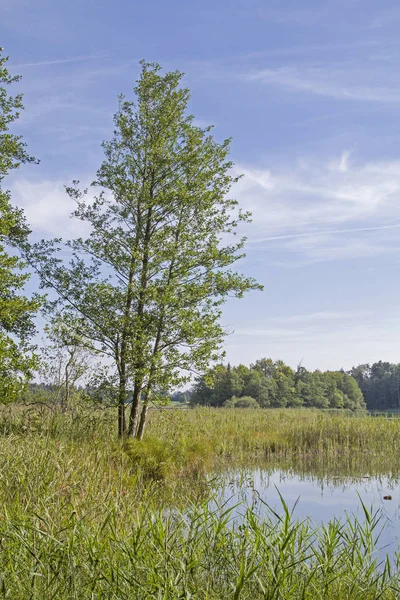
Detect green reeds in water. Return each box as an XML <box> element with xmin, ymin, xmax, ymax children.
<box><xmin>0</xmin><ymin>497</ymin><xmax>398</xmax><ymax>599</ymax></box>
<box><xmin>1</xmin><ymin>406</ymin><xmax>400</xmax><ymax>597</ymax></box>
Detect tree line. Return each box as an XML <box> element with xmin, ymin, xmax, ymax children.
<box><xmin>190</xmin><ymin>359</ymin><xmax>366</xmax><ymax>410</ymax></box>
<box><xmin>349</xmin><ymin>362</ymin><xmax>400</xmax><ymax>410</ymax></box>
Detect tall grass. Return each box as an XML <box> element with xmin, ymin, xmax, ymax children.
<box><xmin>0</xmin><ymin>496</ymin><xmax>399</xmax><ymax>598</ymax></box>
<box><xmin>0</xmin><ymin>405</ymin><xmax>399</xmax><ymax>597</ymax></box>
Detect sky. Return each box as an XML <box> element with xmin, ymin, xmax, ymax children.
<box><xmin>3</xmin><ymin>0</ymin><xmax>400</xmax><ymax>372</ymax></box>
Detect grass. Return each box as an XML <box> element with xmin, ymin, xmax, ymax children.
<box><xmin>0</xmin><ymin>405</ymin><xmax>400</xmax><ymax>597</ymax></box>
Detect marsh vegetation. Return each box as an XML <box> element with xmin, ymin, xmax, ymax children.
<box><xmin>0</xmin><ymin>405</ymin><xmax>399</xmax><ymax>598</ymax></box>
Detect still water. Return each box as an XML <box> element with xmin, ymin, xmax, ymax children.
<box><xmin>216</xmin><ymin>469</ymin><xmax>400</xmax><ymax>555</ymax></box>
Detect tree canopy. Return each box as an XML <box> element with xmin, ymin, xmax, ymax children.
<box><xmin>0</xmin><ymin>48</ymin><xmax>40</xmax><ymax>402</ymax></box>
<box><xmin>349</xmin><ymin>362</ymin><xmax>400</xmax><ymax>410</ymax></box>
<box><xmin>191</xmin><ymin>359</ymin><xmax>366</xmax><ymax>410</ymax></box>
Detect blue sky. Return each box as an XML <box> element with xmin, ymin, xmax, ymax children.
<box><xmin>3</xmin><ymin>0</ymin><xmax>400</xmax><ymax>371</ymax></box>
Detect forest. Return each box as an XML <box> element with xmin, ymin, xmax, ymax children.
<box><xmin>349</xmin><ymin>361</ymin><xmax>400</xmax><ymax>410</ymax></box>
<box><xmin>22</xmin><ymin>359</ymin><xmax>400</xmax><ymax>412</ymax></box>
<box><xmin>189</xmin><ymin>359</ymin><xmax>400</xmax><ymax>411</ymax></box>
<box><xmin>189</xmin><ymin>359</ymin><xmax>365</xmax><ymax>409</ymax></box>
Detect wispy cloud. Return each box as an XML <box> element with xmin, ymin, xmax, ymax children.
<box><xmin>245</xmin><ymin>65</ymin><xmax>400</xmax><ymax>103</ymax></box>
<box><xmin>248</xmin><ymin>223</ymin><xmax>400</xmax><ymax>244</ymax></box>
<box><xmin>236</xmin><ymin>152</ymin><xmax>400</xmax><ymax>262</ymax></box>
<box><xmin>10</xmin><ymin>54</ymin><xmax>109</xmax><ymax>69</ymax></box>
<box><xmin>235</xmin><ymin>328</ymin><xmax>305</xmax><ymax>338</ymax></box>
<box><xmin>233</xmin><ymin>311</ymin><xmax>374</xmax><ymax>339</ymax></box>
<box><xmin>271</xmin><ymin>310</ymin><xmax>373</xmax><ymax>323</ymax></box>
<box><xmin>237</xmin><ymin>153</ymin><xmax>400</xmax><ymax>229</ymax></box>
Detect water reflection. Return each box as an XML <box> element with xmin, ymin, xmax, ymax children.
<box><xmin>215</xmin><ymin>468</ymin><xmax>400</xmax><ymax>555</ymax></box>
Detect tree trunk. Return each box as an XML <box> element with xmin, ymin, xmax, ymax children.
<box><xmin>127</xmin><ymin>378</ymin><xmax>143</xmax><ymax>436</ymax></box>
<box><xmin>117</xmin><ymin>257</ymin><xmax>136</xmax><ymax>437</ymax></box>
<box><xmin>127</xmin><ymin>205</ymin><xmax>153</xmax><ymax>437</ymax></box>
<box><xmin>117</xmin><ymin>370</ymin><xmax>127</xmax><ymax>437</ymax></box>
<box><xmin>63</xmin><ymin>363</ymin><xmax>69</xmax><ymax>410</ymax></box>
<box><xmin>137</xmin><ymin>388</ymin><xmax>152</xmax><ymax>440</ymax></box>
<box><xmin>62</xmin><ymin>353</ymin><xmax>73</xmax><ymax>411</ymax></box>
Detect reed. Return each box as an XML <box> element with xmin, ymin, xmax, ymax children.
<box><xmin>0</xmin><ymin>495</ymin><xmax>398</xmax><ymax>598</ymax></box>
<box><xmin>0</xmin><ymin>405</ymin><xmax>398</xmax><ymax>597</ymax></box>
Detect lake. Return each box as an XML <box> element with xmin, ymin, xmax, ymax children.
<box><xmin>215</xmin><ymin>468</ymin><xmax>400</xmax><ymax>558</ymax></box>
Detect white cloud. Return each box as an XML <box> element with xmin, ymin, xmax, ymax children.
<box><xmin>11</xmin><ymin>179</ymin><xmax>89</xmax><ymax>237</ymax></box>
<box><xmin>337</xmin><ymin>150</ymin><xmax>352</xmax><ymax>173</ymax></box>
<box><xmin>248</xmin><ymin>224</ymin><xmax>400</xmax><ymax>244</ymax></box>
<box><xmin>236</xmin><ymin>152</ymin><xmax>400</xmax><ymax>261</ymax></box>
<box><xmin>11</xmin><ymin>152</ymin><xmax>400</xmax><ymax>262</ymax></box>
<box><xmin>231</xmin><ymin>311</ymin><xmax>375</xmax><ymax>343</ymax></box>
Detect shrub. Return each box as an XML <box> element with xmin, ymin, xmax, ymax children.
<box><xmin>223</xmin><ymin>396</ymin><xmax>260</xmax><ymax>409</ymax></box>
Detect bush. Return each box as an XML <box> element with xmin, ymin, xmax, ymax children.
<box><xmin>223</xmin><ymin>396</ymin><xmax>260</xmax><ymax>409</ymax></box>
<box><xmin>124</xmin><ymin>435</ymin><xmax>215</xmax><ymax>480</ymax></box>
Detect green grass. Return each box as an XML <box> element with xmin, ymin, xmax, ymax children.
<box><xmin>0</xmin><ymin>405</ymin><xmax>399</xmax><ymax>597</ymax></box>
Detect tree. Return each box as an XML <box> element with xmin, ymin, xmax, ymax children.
<box><xmin>0</xmin><ymin>48</ymin><xmax>40</xmax><ymax>402</ymax></box>
<box><xmin>29</xmin><ymin>61</ymin><xmax>262</xmax><ymax>437</ymax></box>
<box><xmin>296</xmin><ymin>369</ymin><xmax>329</xmax><ymax>409</ymax></box>
<box><xmin>39</xmin><ymin>315</ymin><xmax>94</xmax><ymax>408</ymax></box>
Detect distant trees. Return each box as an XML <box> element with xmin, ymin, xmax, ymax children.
<box><xmin>170</xmin><ymin>391</ymin><xmax>190</xmax><ymax>404</ymax></box>
<box><xmin>350</xmin><ymin>362</ymin><xmax>400</xmax><ymax>410</ymax></box>
<box><xmin>0</xmin><ymin>48</ymin><xmax>41</xmax><ymax>402</ymax></box>
<box><xmin>191</xmin><ymin>359</ymin><xmax>366</xmax><ymax>410</ymax></box>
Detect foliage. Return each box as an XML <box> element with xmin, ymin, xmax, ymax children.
<box><xmin>224</xmin><ymin>395</ymin><xmax>260</xmax><ymax>408</ymax></box>
<box><xmin>0</xmin><ymin>48</ymin><xmax>41</xmax><ymax>401</ymax></box>
<box><xmin>170</xmin><ymin>390</ymin><xmax>190</xmax><ymax>403</ymax></box>
<box><xmin>39</xmin><ymin>314</ymin><xmax>95</xmax><ymax>407</ymax></box>
<box><xmin>28</xmin><ymin>60</ymin><xmax>261</xmax><ymax>437</ymax></box>
<box><xmin>350</xmin><ymin>361</ymin><xmax>400</xmax><ymax>410</ymax></box>
<box><xmin>191</xmin><ymin>359</ymin><xmax>366</xmax><ymax>410</ymax></box>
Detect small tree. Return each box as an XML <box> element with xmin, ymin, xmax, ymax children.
<box><xmin>39</xmin><ymin>315</ymin><xmax>94</xmax><ymax>408</ymax></box>
<box><xmin>0</xmin><ymin>48</ymin><xmax>40</xmax><ymax>402</ymax></box>
<box><xmin>29</xmin><ymin>61</ymin><xmax>262</xmax><ymax>437</ymax></box>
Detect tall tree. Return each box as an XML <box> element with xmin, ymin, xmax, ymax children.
<box><xmin>0</xmin><ymin>48</ymin><xmax>40</xmax><ymax>401</ymax></box>
<box><xmin>29</xmin><ymin>61</ymin><xmax>262</xmax><ymax>436</ymax></box>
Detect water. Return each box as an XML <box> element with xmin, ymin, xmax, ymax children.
<box><xmin>217</xmin><ymin>468</ymin><xmax>400</xmax><ymax>556</ymax></box>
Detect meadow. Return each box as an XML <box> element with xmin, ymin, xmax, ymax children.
<box><xmin>1</xmin><ymin>405</ymin><xmax>400</xmax><ymax>598</ymax></box>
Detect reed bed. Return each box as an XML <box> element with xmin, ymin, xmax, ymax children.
<box><xmin>0</xmin><ymin>405</ymin><xmax>399</xmax><ymax>598</ymax></box>
<box><xmin>0</xmin><ymin>495</ymin><xmax>399</xmax><ymax>598</ymax></box>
